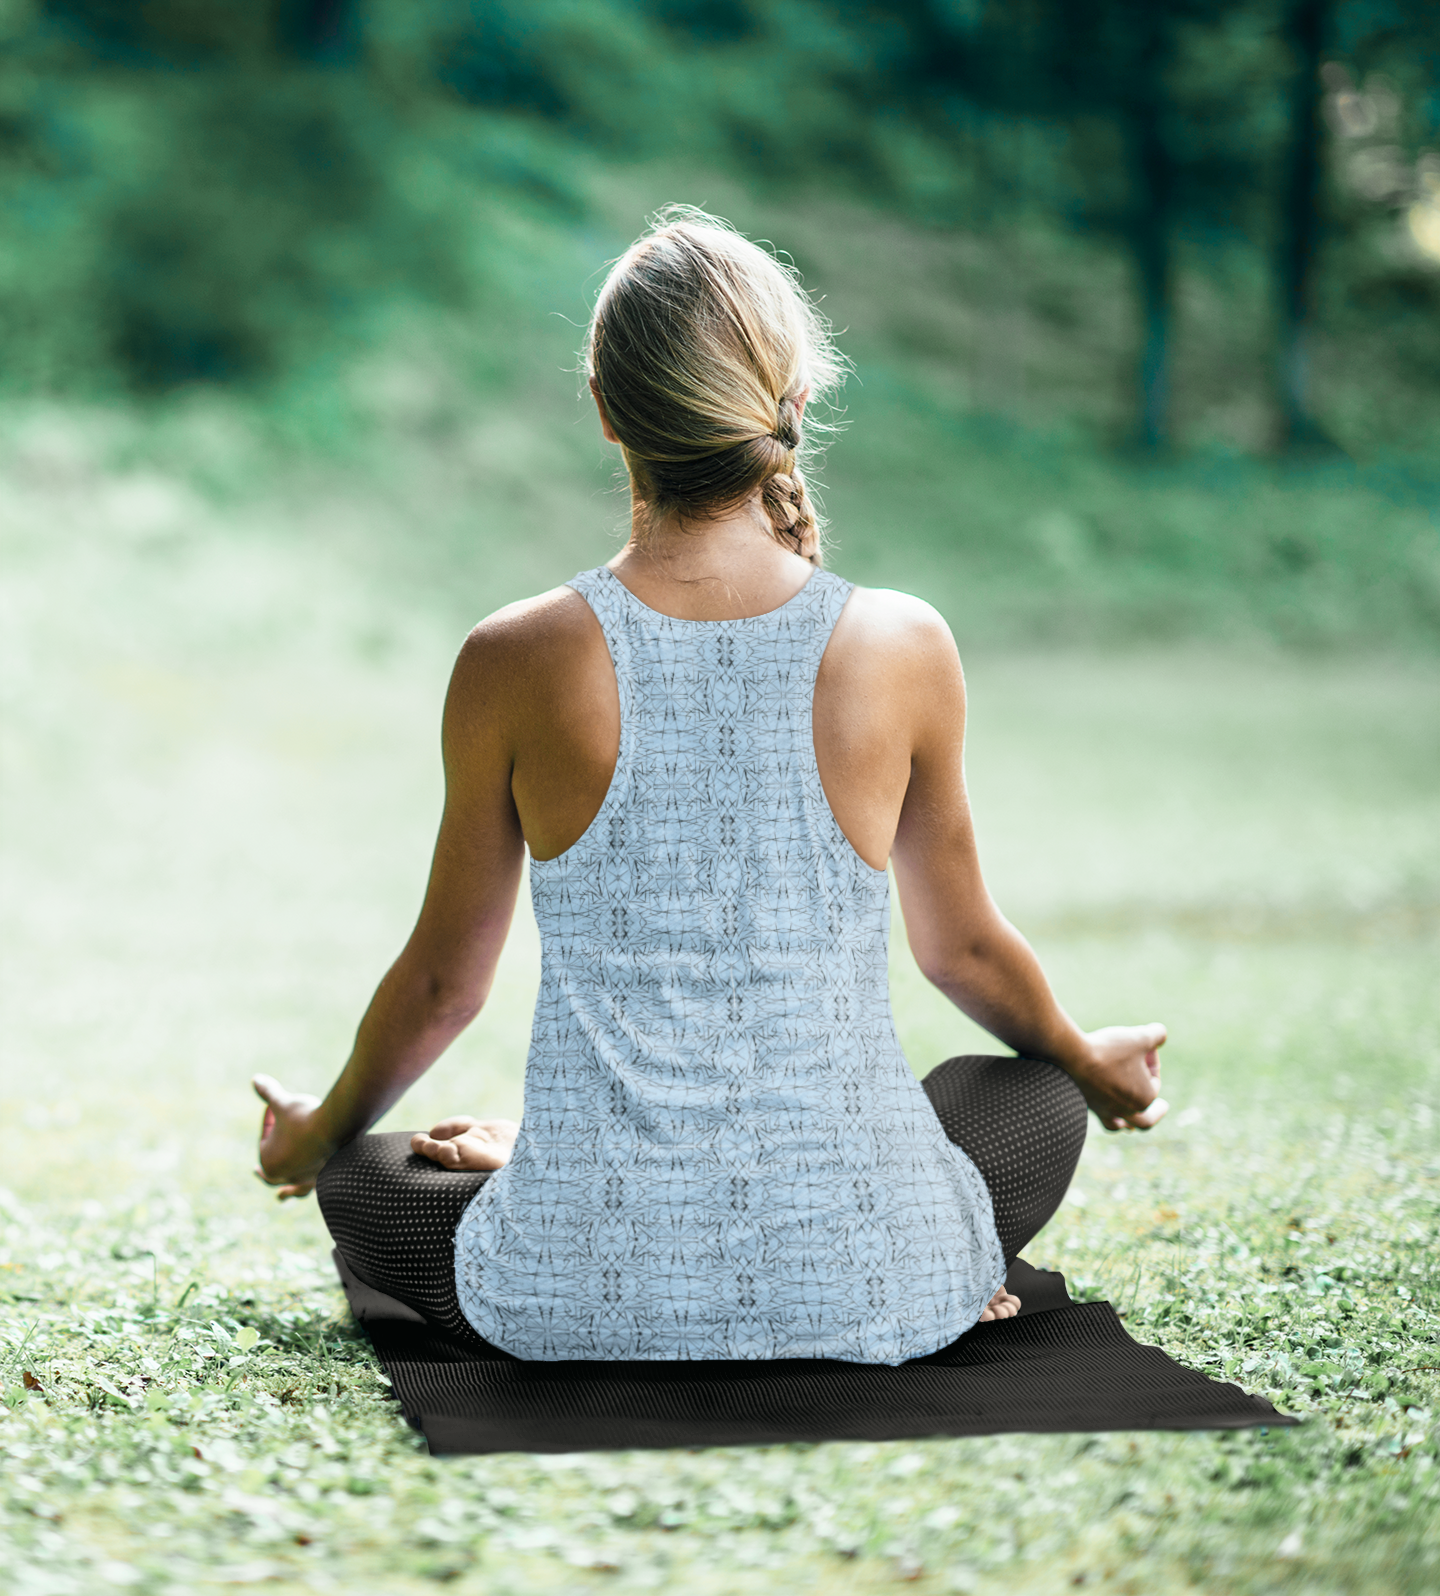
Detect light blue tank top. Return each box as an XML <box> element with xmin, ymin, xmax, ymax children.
<box><xmin>454</xmin><ymin>565</ymin><xmax>1004</xmax><ymax>1362</ymax></box>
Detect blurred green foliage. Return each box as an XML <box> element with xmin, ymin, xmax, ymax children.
<box><xmin>4</xmin><ymin>0</ymin><xmax>1438</xmax><ymax>410</ymax></box>
<box><xmin>2</xmin><ymin>0</ymin><xmax>931</xmax><ymax>394</ymax></box>
<box><xmin>2</xmin><ymin>1</ymin><xmax>1440</xmax><ymax>645</ymax></box>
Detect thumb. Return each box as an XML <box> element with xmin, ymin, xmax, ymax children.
<box><xmin>1128</xmin><ymin>1095</ymin><xmax>1170</xmax><ymax>1130</ymax></box>
<box><xmin>1140</xmin><ymin>1022</ymin><xmax>1167</xmax><ymax>1050</ymax></box>
<box><xmin>252</xmin><ymin>1073</ymin><xmax>289</xmax><ymax>1108</ymax></box>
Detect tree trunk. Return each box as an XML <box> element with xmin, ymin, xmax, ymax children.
<box><xmin>278</xmin><ymin>0</ymin><xmax>355</xmax><ymax>62</ymax></box>
<box><xmin>1277</xmin><ymin>0</ymin><xmax>1334</xmax><ymax>451</ymax></box>
<box><xmin>1120</xmin><ymin>3</ymin><xmax>1174</xmax><ymax>451</ymax></box>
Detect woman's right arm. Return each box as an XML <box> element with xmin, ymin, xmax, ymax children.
<box><xmin>254</xmin><ymin>620</ymin><xmax>529</xmax><ymax>1196</ymax></box>
<box><xmin>887</xmin><ymin>615</ymin><xmax>1167</xmax><ymax>1130</ymax></box>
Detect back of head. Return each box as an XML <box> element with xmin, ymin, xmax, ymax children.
<box><xmin>587</xmin><ymin>208</ymin><xmax>843</xmax><ymax>564</ymax></box>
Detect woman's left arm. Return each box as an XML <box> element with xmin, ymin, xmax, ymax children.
<box><xmin>254</xmin><ymin>624</ymin><xmax>527</xmax><ymax>1198</ymax></box>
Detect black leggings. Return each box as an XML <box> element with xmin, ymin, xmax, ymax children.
<box><xmin>317</xmin><ymin>1054</ymin><xmax>1087</xmax><ymax>1355</ymax></box>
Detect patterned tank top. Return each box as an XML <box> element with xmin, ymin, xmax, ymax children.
<box><xmin>454</xmin><ymin>565</ymin><xmax>1004</xmax><ymax>1362</ymax></box>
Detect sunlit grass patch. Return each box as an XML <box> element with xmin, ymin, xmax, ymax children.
<box><xmin>2</xmin><ymin>1121</ymin><xmax>1438</xmax><ymax>1594</ymax></box>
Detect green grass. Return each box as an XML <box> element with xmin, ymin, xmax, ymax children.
<box><xmin>2</xmin><ymin>424</ymin><xmax>1439</xmax><ymax>1594</ymax></box>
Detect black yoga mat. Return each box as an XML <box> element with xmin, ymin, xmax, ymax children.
<box><xmin>334</xmin><ymin>1252</ymin><xmax>1295</xmax><ymax>1455</ymax></box>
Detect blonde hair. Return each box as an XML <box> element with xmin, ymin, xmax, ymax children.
<box><xmin>586</xmin><ymin>207</ymin><xmax>844</xmax><ymax>564</ymax></box>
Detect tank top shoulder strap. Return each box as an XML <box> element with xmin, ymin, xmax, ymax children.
<box><xmin>565</xmin><ymin>566</ymin><xmax>631</xmax><ymax>637</ymax></box>
<box><xmin>789</xmin><ymin>568</ymin><xmax>853</xmax><ymax>653</ymax></box>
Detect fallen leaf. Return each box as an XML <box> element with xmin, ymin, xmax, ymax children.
<box><xmin>22</xmin><ymin>1370</ymin><xmax>44</xmax><ymax>1392</ymax></box>
<box><xmin>90</xmin><ymin>1373</ymin><xmax>130</xmax><ymax>1405</ymax></box>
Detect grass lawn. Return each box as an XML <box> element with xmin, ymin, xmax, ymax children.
<box><xmin>2</xmin><ymin>436</ymin><xmax>1438</xmax><ymax>1595</ymax></box>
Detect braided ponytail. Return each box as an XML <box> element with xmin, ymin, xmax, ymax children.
<box><xmin>586</xmin><ymin>207</ymin><xmax>844</xmax><ymax>566</ymax></box>
<box><xmin>760</xmin><ymin>469</ymin><xmax>820</xmax><ymax>563</ymax></box>
<box><xmin>756</xmin><ymin>394</ymin><xmax>821</xmax><ymax>562</ymax></box>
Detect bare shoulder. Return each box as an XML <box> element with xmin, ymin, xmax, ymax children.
<box><xmin>838</xmin><ymin>584</ymin><xmax>955</xmax><ymax>644</ymax></box>
<box><xmin>452</xmin><ymin>584</ymin><xmax>599</xmax><ymax>684</ymax></box>
<box><xmin>445</xmin><ymin>584</ymin><xmax>605</xmax><ymax>733</ymax></box>
<box><xmin>461</xmin><ymin>584</ymin><xmax>595</xmax><ymax>663</ymax></box>
<box><xmin>827</xmin><ymin>584</ymin><xmax>963</xmax><ymax>685</ymax></box>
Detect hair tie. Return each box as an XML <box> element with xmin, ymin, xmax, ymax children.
<box><xmin>768</xmin><ymin>394</ymin><xmax>801</xmax><ymax>451</ymax></box>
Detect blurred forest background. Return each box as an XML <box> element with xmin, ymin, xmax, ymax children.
<box><xmin>3</xmin><ymin>0</ymin><xmax>1440</xmax><ymax>644</ymax></box>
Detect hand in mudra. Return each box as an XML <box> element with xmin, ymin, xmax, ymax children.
<box><xmin>253</xmin><ymin>1073</ymin><xmax>333</xmax><ymax>1201</ymax></box>
<box><xmin>1070</xmin><ymin>1023</ymin><xmax>1169</xmax><ymax>1131</ymax></box>
<box><xmin>411</xmin><ymin>1117</ymin><xmax>520</xmax><ymax>1171</ymax></box>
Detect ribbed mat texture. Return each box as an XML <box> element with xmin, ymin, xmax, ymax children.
<box><xmin>335</xmin><ymin>1251</ymin><xmax>1295</xmax><ymax>1455</ymax></box>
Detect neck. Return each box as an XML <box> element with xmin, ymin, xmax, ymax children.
<box><xmin>608</xmin><ymin>491</ymin><xmax>816</xmax><ymax>622</ymax></box>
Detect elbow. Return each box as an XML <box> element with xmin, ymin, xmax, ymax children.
<box><xmin>914</xmin><ymin>951</ymin><xmax>960</xmax><ymax>993</ymax></box>
<box><xmin>917</xmin><ymin>961</ymin><xmax>964</xmax><ymax>998</ymax></box>
<box><xmin>914</xmin><ymin>936</ymin><xmax>993</xmax><ymax>996</ymax></box>
<box><xmin>421</xmin><ymin>972</ymin><xmax>484</xmax><ymax>1031</ymax></box>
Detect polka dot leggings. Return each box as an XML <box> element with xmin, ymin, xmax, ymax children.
<box><xmin>315</xmin><ymin>1054</ymin><xmax>1088</xmax><ymax>1354</ymax></box>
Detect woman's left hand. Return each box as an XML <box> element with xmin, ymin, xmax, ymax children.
<box><xmin>253</xmin><ymin>1074</ymin><xmax>336</xmax><ymax>1200</ymax></box>
<box><xmin>1070</xmin><ymin>1024</ymin><xmax>1169</xmax><ymax>1131</ymax></box>
<box><xmin>411</xmin><ymin>1116</ymin><xmax>519</xmax><ymax>1171</ymax></box>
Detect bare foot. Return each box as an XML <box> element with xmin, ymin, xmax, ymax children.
<box><xmin>410</xmin><ymin>1117</ymin><xmax>519</xmax><ymax>1171</ymax></box>
<box><xmin>978</xmin><ymin>1285</ymin><xmax>1022</xmax><ymax>1322</ymax></box>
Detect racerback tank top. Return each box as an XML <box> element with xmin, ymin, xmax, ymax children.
<box><xmin>454</xmin><ymin>565</ymin><xmax>1004</xmax><ymax>1362</ymax></box>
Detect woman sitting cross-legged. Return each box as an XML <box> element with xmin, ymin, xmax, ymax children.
<box><xmin>253</xmin><ymin>208</ymin><xmax>1167</xmax><ymax>1363</ymax></box>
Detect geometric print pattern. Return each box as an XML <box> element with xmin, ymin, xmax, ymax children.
<box><xmin>454</xmin><ymin>566</ymin><xmax>1005</xmax><ymax>1362</ymax></box>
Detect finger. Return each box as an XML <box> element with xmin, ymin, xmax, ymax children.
<box><xmin>1127</xmin><ymin>1096</ymin><xmax>1170</xmax><ymax>1130</ymax></box>
<box><xmin>428</xmin><ymin>1117</ymin><xmax>481</xmax><ymax>1139</ymax></box>
<box><xmin>411</xmin><ymin>1134</ymin><xmax>460</xmax><ymax>1166</ymax></box>
<box><xmin>252</xmin><ymin>1073</ymin><xmax>289</xmax><ymax>1107</ymax></box>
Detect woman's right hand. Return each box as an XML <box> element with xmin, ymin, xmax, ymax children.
<box><xmin>253</xmin><ymin>1074</ymin><xmax>336</xmax><ymax>1200</ymax></box>
<box><xmin>1069</xmin><ymin>1024</ymin><xmax>1168</xmax><ymax>1131</ymax></box>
